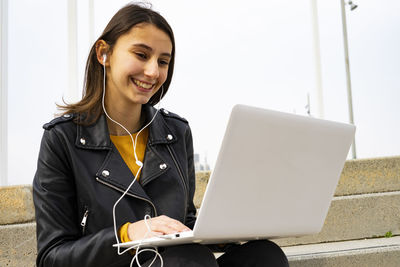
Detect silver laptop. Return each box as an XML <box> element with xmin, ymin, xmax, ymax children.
<box><xmin>115</xmin><ymin>104</ymin><xmax>356</xmax><ymax>248</ymax></box>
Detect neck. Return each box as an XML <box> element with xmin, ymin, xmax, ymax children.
<box><xmin>105</xmin><ymin>102</ymin><xmax>143</xmax><ymax>136</ymax></box>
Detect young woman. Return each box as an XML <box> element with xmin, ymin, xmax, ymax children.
<box><xmin>33</xmin><ymin>3</ymin><xmax>289</xmax><ymax>267</ymax></box>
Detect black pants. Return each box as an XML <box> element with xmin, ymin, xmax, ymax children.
<box><xmin>137</xmin><ymin>240</ymin><xmax>289</xmax><ymax>267</ymax></box>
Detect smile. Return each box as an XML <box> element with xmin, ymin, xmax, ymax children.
<box><xmin>132</xmin><ymin>78</ymin><xmax>154</xmax><ymax>90</ymax></box>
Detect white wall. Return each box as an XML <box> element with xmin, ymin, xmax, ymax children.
<box><xmin>7</xmin><ymin>0</ymin><xmax>68</xmax><ymax>185</ymax></box>
<box><xmin>1</xmin><ymin>0</ymin><xmax>8</xmax><ymax>185</ymax></box>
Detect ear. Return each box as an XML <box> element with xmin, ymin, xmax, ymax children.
<box><xmin>95</xmin><ymin>40</ymin><xmax>110</xmax><ymax>66</ymax></box>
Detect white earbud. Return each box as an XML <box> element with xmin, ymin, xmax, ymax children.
<box><xmin>103</xmin><ymin>54</ymin><xmax>107</xmax><ymax>64</ymax></box>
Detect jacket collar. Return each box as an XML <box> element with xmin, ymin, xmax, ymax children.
<box><xmin>75</xmin><ymin>104</ymin><xmax>176</xmax><ymax>149</ymax></box>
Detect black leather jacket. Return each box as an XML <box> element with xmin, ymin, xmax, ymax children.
<box><xmin>33</xmin><ymin>104</ymin><xmax>197</xmax><ymax>267</ymax></box>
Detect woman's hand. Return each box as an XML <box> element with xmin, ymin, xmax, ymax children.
<box><xmin>127</xmin><ymin>215</ymin><xmax>191</xmax><ymax>241</ymax></box>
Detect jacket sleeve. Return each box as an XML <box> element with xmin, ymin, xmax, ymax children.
<box><xmin>184</xmin><ymin>126</ymin><xmax>197</xmax><ymax>229</ymax></box>
<box><xmin>33</xmin><ymin>128</ymin><xmax>131</xmax><ymax>267</ymax></box>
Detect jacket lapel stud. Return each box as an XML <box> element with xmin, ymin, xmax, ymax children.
<box><xmin>159</xmin><ymin>163</ymin><xmax>167</xmax><ymax>170</ymax></box>
<box><xmin>101</xmin><ymin>170</ymin><xmax>110</xmax><ymax>177</ymax></box>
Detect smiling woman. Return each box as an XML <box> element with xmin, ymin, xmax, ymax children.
<box><xmin>32</xmin><ymin>3</ymin><xmax>288</xmax><ymax>267</ymax></box>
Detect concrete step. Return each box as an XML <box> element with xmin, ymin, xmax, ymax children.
<box><xmin>0</xmin><ymin>156</ymin><xmax>398</xmax><ymax>265</ymax></box>
<box><xmin>0</xmin><ymin>185</ymin><xmax>34</xmax><ymax>224</ymax></box>
<box><xmin>284</xmin><ymin>236</ymin><xmax>400</xmax><ymax>267</ymax></box>
<box><xmin>3</xmin><ymin>188</ymin><xmax>399</xmax><ymax>256</ymax></box>
<box><xmin>2</xmin><ymin>223</ymin><xmax>399</xmax><ymax>267</ymax></box>
<box><xmin>194</xmin><ymin>156</ymin><xmax>400</xmax><ymax>207</ymax></box>
<box><xmin>2</xmin><ymin>178</ymin><xmax>397</xmax><ymax>257</ymax></box>
<box><xmin>336</xmin><ymin>156</ymin><xmax>400</xmax><ymax>196</ymax></box>
<box><xmin>273</xmin><ymin>191</ymin><xmax>400</xmax><ymax>246</ymax></box>
<box><xmin>194</xmin><ymin>157</ymin><xmax>400</xmax><ymax>246</ymax></box>
<box><xmin>0</xmin><ymin>222</ymin><xmax>36</xmax><ymax>266</ymax></box>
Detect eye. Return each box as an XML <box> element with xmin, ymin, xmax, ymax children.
<box><xmin>135</xmin><ymin>52</ymin><xmax>147</xmax><ymax>59</ymax></box>
<box><xmin>159</xmin><ymin>59</ymin><xmax>170</xmax><ymax>66</ymax></box>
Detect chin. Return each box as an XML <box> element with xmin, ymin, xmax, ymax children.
<box><xmin>130</xmin><ymin>97</ymin><xmax>152</xmax><ymax>106</ymax></box>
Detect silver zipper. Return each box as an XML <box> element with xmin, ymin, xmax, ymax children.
<box><xmin>81</xmin><ymin>209</ymin><xmax>89</xmax><ymax>235</ymax></box>
<box><xmin>95</xmin><ymin>177</ymin><xmax>157</xmax><ymax>217</ymax></box>
<box><xmin>166</xmin><ymin>145</ymin><xmax>188</xmax><ymax>222</ymax></box>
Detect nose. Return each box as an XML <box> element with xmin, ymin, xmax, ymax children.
<box><xmin>144</xmin><ymin>58</ymin><xmax>159</xmax><ymax>80</ymax></box>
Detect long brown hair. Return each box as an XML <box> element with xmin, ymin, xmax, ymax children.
<box><xmin>58</xmin><ymin>3</ymin><xmax>175</xmax><ymax>124</ymax></box>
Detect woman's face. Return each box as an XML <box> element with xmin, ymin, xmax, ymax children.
<box><xmin>105</xmin><ymin>23</ymin><xmax>172</xmax><ymax>107</ymax></box>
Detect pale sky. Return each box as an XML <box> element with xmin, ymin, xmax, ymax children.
<box><xmin>5</xmin><ymin>0</ymin><xmax>400</xmax><ymax>185</ymax></box>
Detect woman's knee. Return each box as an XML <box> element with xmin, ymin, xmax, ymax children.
<box><xmin>160</xmin><ymin>244</ymin><xmax>218</xmax><ymax>267</ymax></box>
<box><xmin>218</xmin><ymin>240</ymin><xmax>289</xmax><ymax>267</ymax></box>
<box><xmin>245</xmin><ymin>240</ymin><xmax>289</xmax><ymax>266</ymax></box>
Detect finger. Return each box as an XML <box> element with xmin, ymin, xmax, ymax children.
<box><xmin>155</xmin><ymin>216</ymin><xmax>190</xmax><ymax>232</ymax></box>
<box><xmin>152</xmin><ymin>217</ymin><xmax>190</xmax><ymax>234</ymax></box>
<box><xmin>129</xmin><ymin>221</ymin><xmax>167</xmax><ymax>240</ymax></box>
<box><xmin>147</xmin><ymin>219</ymin><xmax>183</xmax><ymax>234</ymax></box>
<box><xmin>148</xmin><ymin>231</ymin><xmax>164</xmax><ymax>238</ymax></box>
<box><xmin>150</xmin><ymin>222</ymin><xmax>178</xmax><ymax>234</ymax></box>
<box><xmin>158</xmin><ymin>215</ymin><xmax>191</xmax><ymax>231</ymax></box>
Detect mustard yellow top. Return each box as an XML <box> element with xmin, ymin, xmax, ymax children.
<box><xmin>110</xmin><ymin>128</ymin><xmax>149</xmax><ymax>180</ymax></box>
<box><xmin>110</xmin><ymin>128</ymin><xmax>149</xmax><ymax>244</ymax></box>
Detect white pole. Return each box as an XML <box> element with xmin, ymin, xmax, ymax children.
<box><xmin>340</xmin><ymin>0</ymin><xmax>357</xmax><ymax>159</ymax></box>
<box><xmin>89</xmin><ymin>0</ymin><xmax>95</xmax><ymax>45</ymax></box>
<box><xmin>0</xmin><ymin>0</ymin><xmax>8</xmax><ymax>186</ymax></box>
<box><xmin>310</xmin><ymin>0</ymin><xmax>324</xmax><ymax>119</ymax></box>
<box><xmin>67</xmin><ymin>0</ymin><xmax>79</xmax><ymax>103</ymax></box>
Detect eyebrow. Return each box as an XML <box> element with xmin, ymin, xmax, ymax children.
<box><xmin>131</xmin><ymin>43</ymin><xmax>172</xmax><ymax>58</ymax></box>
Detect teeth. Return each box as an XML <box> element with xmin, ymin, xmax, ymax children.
<box><xmin>133</xmin><ymin>79</ymin><xmax>153</xmax><ymax>89</ymax></box>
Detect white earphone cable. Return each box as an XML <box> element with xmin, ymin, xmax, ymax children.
<box><xmin>101</xmin><ymin>56</ymin><xmax>164</xmax><ymax>266</ymax></box>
